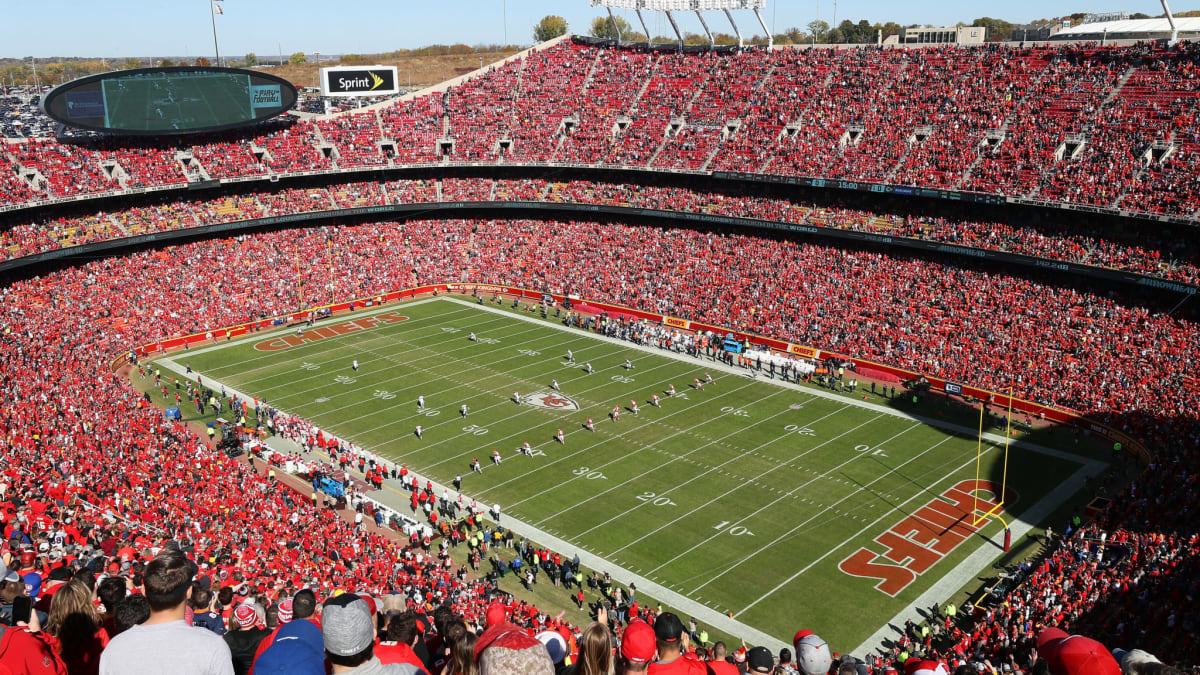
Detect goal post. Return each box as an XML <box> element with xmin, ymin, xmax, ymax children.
<box><xmin>971</xmin><ymin>387</ymin><xmax>1014</xmax><ymax>549</ymax></box>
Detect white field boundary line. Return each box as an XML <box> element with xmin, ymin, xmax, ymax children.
<box><xmin>156</xmin><ymin>333</ymin><xmax>794</xmax><ymax>654</ymax></box>
<box><xmin>177</xmin><ymin>296</ymin><xmax>448</xmax><ymax>358</ymax></box>
<box><xmin>442</xmin><ymin>297</ymin><xmax>1095</xmax><ymax>467</ymax></box>
<box><xmin>197</xmin><ymin>307</ymin><xmax>521</xmax><ymax>380</ymax></box>
<box><xmin>163</xmin><ymin>299</ymin><xmax>1101</xmax><ymax>653</ymax></box>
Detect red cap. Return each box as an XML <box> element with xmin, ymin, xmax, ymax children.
<box><xmin>621</xmin><ymin>619</ymin><xmax>657</xmax><ymax>663</ymax></box>
<box><xmin>19</xmin><ymin>551</ymin><xmax>35</xmax><ymax>567</ymax></box>
<box><xmin>234</xmin><ymin>604</ymin><xmax>257</xmax><ymax>629</ymax></box>
<box><xmin>1037</xmin><ymin>631</ymin><xmax>1120</xmax><ymax>675</ymax></box>
<box><xmin>277</xmin><ymin>598</ymin><xmax>294</xmax><ymax>624</ymax></box>
<box><xmin>485</xmin><ymin>602</ymin><xmax>507</xmax><ymax>627</ymax></box>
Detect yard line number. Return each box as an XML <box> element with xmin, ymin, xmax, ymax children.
<box><xmin>713</xmin><ymin>521</ymin><xmax>755</xmax><ymax>536</ymax></box>
<box><xmin>636</xmin><ymin>491</ymin><xmax>677</xmax><ymax>507</ymax></box>
<box><xmin>573</xmin><ymin>467</ymin><xmax>608</xmax><ymax>480</ymax></box>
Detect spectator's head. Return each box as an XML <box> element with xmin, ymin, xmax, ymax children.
<box><xmin>1036</xmin><ymin>629</ymin><xmax>1119</xmax><ymax>675</ymax></box>
<box><xmin>712</xmin><ymin>641</ymin><xmax>729</xmax><ymax>661</ymax></box>
<box><xmin>234</xmin><ymin>604</ymin><xmax>259</xmax><ymax>631</ymax></box>
<box><xmin>574</xmin><ymin>622</ymin><xmax>612</xmax><ymax>675</ymax></box>
<box><xmin>1111</xmin><ymin>648</ymin><xmax>1179</xmax><ymax>675</ymax></box>
<box><xmin>323</xmin><ymin>593</ymin><xmax>376</xmax><ymax>671</ymax></box>
<box><xmin>189</xmin><ymin>587</ymin><xmax>212</xmax><ymax>611</ymax></box>
<box><xmin>45</xmin><ymin>577</ymin><xmax>99</xmax><ymax>638</ymax></box>
<box><xmin>385</xmin><ymin>610</ymin><xmax>420</xmax><ymax>646</ymax></box>
<box><xmin>141</xmin><ymin>549</ymin><xmax>194</xmax><ymax>613</ymax></box>
<box><xmin>653</xmin><ymin>612</ymin><xmax>685</xmax><ymax>657</ymax></box>
<box><xmin>474</xmin><ymin>621</ymin><xmax>554</xmax><ymax>675</ymax></box>
<box><xmin>216</xmin><ymin>585</ymin><xmax>233</xmax><ymax>608</ymax></box>
<box><xmin>450</xmin><ymin>630</ymin><xmax>478</xmax><ymax>675</ymax></box>
<box><xmin>619</xmin><ymin>619</ymin><xmax>656</xmax><ymax>673</ymax></box>
<box><xmin>747</xmin><ymin>646</ymin><xmax>775</xmax><ymax>674</ymax></box>
<box><xmin>114</xmin><ymin>594</ymin><xmax>151</xmax><ymax>633</ymax></box>
<box><xmin>293</xmin><ymin>588</ymin><xmax>317</xmax><ymax>620</ymax></box>
<box><xmin>779</xmin><ymin>648</ymin><xmax>793</xmax><ymax>666</ymax></box>
<box><xmin>904</xmin><ymin>658</ymin><xmax>951</xmax><ymax>675</ymax></box>
<box><xmin>97</xmin><ymin>576</ymin><xmax>127</xmax><ymax>614</ymax></box>
<box><xmin>276</xmin><ymin>597</ymin><xmax>294</xmax><ymax>624</ymax></box>
<box><xmin>793</xmin><ymin>631</ymin><xmax>832</xmax><ymax>675</ymax></box>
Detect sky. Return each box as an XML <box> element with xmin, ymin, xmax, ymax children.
<box><xmin>1</xmin><ymin>0</ymin><xmax>1183</xmax><ymax>59</ymax></box>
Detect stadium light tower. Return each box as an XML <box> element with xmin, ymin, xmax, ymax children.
<box><xmin>589</xmin><ymin>0</ymin><xmax>772</xmax><ymax>49</ymax></box>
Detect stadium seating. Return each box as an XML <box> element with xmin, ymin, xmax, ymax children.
<box><xmin>3</xmin><ymin>178</ymin><xmax>1197</xmax><ymax>285</ymax></box>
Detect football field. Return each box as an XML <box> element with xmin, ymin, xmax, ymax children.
<box><xmin>166</xmin><ymin>296</ymin><xmax>1101</xmax><ymax>649</ymax></box>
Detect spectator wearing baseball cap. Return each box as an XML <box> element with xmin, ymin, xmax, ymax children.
<box><xmin>792</xmin><ymin>631</ymin><xmax>832</xmax><ymax>675</ymax></box>
<box><xmin>251</xmin><ymin>591</ymin><xmax>324</xmax><ymax>675</ymax></box>
<box><xmin>225</xmin><ymin>603</ymin><xmax>270</xmax><ymax>675</ymax></box>
<box><xmin>746</xmin><ymin>646</ymin><xmax>775</xmax><ymax>674</ymax></box>
<box><xmin>619</xmin><ymin>619</ymin><xmax>656</xmax><ymax>674</ymax></box>
<box><xmin>649</xmin><ymin>613</ymin><xmax>706</xmax><ymax>675</ymax></box>
<box><xmin>1036</xmin><ymin>628</ymin><xmax>1120</xmax><ymax>675</ymax></box>
<box><xmin>323</xmin><ymin>593</ymin><xmax>422</xmax><ymax>674</ymax></box>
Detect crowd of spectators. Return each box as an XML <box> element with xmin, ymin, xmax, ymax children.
<box><xmin>4</xmin><ymin>40</ymin><xmax>1200</xmax><ymax>220</ymax></box>
<box><xmin>3</xmin><ymin>179</ymin><xmax>1198</xmax><ymax>285</ymax></box>
<box><xmin>0</xmin><ymin>216</ymin><xmax>1197</xmax><ymax>673</ymax></box>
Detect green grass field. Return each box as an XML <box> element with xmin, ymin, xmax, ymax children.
<box><xmin>162</xmin><ymin>296</ymin><xmax>1101</xmax><ymax>650</ymax></box>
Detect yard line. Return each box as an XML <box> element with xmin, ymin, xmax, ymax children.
<box><xmin>365</xmin><ymin>350</ymin><xmax>689</xmax><ymax>465</ymax></box>
<box><xmin>537</xmin><ymin>392</ymin><xmax>803</xmax><ymax>526</ymax></box>
<box><xmin>251</xmin><ymin>320</ymin><xmax>563</xmax><ymax>402</ymax></box>
<box><xmin>207</xmin><ymin>310</ymin><xmax>523</xmax><ymax>382</ymax></box>
<box><xmin>180</xmin><ymin>297</ymin><xmax>448</xmax><ymax>358</ymax></box>
<box><xmin>688</xmin><ymin>423</ymin><xmax>934</xmax><ymax>595</ymax></box>
<box><xmin>725</xmin><ymin>435</ymin><xmax>975</xmax><ymax>615</ymax></box>
<box><xmin>405</xmin><ymin>358</ymin><xmax>740</xmax><ymax>475</ymax></box>
<box><xmin>473</xmin><ymin>378</ymin><xmax>768</xmax><ymax>500</ymax></box>
<box><xmin>504</xmin><ymin>387</ymin><xmax>790</xmax><ymax>514</ymax></box>
<box><xmin>608</xmin><ymin>407</ymin><xmax>878</xmax><ymax>558</ymax></box>
<box><xmin>191</xmin><ymin>299</ymin><xmax>478</xmax><ymax>370</ymax></box>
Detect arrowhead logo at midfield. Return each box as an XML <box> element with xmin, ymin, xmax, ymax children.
<box><xmin>522</xmin><ymin>392</ymin><xmax>580</xmax><ymax>411</ymax></box>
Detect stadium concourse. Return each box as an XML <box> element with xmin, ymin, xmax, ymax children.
<box><xmin>0</xmin><ymin>36</ymin><xmax>1197</xmax><ymax>675</ymax></box>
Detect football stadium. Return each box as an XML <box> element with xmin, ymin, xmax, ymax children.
<box><xmin>0</xmin><ymin>1</ymin><xmax>1197</xmax><ymax>674</ymax></box>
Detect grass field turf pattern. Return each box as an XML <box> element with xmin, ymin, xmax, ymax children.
<box><xmin>168</xmin><ymin>296</ymin><xmax>1098</xmax><ymax>649</ymax></box>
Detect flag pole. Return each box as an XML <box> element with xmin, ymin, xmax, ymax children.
<box><xmin>209</xmin><ymin>1</ymin><xmax>222</xmax><ymax>67</ymax></box>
